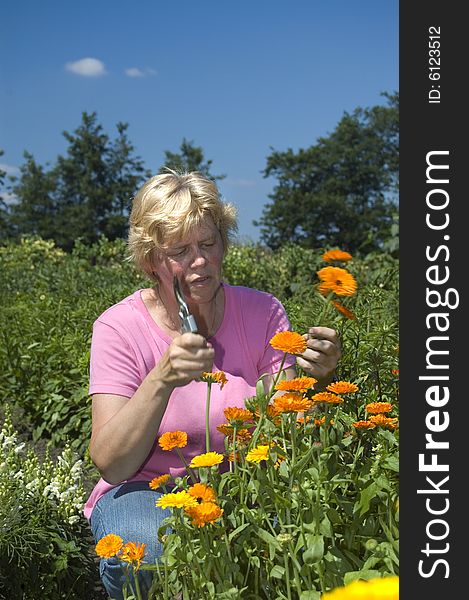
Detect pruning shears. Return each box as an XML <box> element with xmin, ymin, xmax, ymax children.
<box><xmin>173</xmin><ymin>275</ymin><xmax>199</xmax><ymax>334</ymax></box>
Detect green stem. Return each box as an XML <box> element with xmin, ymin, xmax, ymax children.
<box><xmin>205</xmin><ymin>382</ymin><xmax>212</xmax><ymax>452</ymax></box>
<box><xmin>175</xmin><ymin>447</ymin><xmax>197</xmax><ymax>483</ymax></box>
<box><xmin>283</xmin><ymin>550</ymin><xmax>292</xmax><ymax>600</ymax></box>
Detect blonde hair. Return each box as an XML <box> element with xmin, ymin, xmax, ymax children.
<box><xmin>127</xmin><ymin>170</ymin><xmax>238</xmax><ymax>281</ymax></box>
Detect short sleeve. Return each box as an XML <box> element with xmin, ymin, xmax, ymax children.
<box><xmin>257</xmin><ymin>295</ymin><xmax>296</xmax><ymax>375</ymax></box>
<box><xmin>89</xmin><ymin>319</ymin><xmax>142</xmax><ymax>397</ymax></box>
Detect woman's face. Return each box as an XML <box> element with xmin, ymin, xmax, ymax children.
<box><xmin>155</xmin><ymin>215</ymin><xmax>224</xmax><ymax>305</ymax></box>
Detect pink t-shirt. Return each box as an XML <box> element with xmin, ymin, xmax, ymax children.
<box><xmin>84</xmin><ymin>284</ymin><xmax>295</xmax><ymax>519</ymax></box>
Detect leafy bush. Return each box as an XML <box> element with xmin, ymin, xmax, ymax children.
<box><xmin>0</xmin><ymin>407</ymin><xmax>103</xmax><ymax>599</ymax></box>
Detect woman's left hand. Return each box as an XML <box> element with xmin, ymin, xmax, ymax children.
<box><xmin>296</xmin><ymin>326</ymin><xmax>341</xmax><ymax>388</ymax></box>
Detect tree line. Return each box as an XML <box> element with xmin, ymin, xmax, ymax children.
<box><xmin>0</xmin><ymin>92</ymin><xmax>398</xmax><ymax>254</ymax></box>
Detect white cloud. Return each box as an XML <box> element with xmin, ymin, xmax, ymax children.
<box><xmin>65</xmin><ymin>58</ymin><xmax>107</xmax><ymax>77</ymax></box>
<box><xmin>124</xmin><ymin>67</ymin><xmax>157</xmax><ymax>77</ymax></box>
<box><xmin>0</xmin><ymin>163</ymin><xmax>20</xmax><ymax>176</ymax></box>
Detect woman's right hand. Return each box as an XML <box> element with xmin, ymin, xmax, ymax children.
<box><xmin>157</xmin><ymin>333</ymin><xmax>215</xmax><ymax>388</ymax></box>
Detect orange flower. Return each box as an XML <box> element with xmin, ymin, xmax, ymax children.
<box><xmin>296</xmin><ymin>415</ymin><xmax>312</xmax><ymax>425</ymax></box>
<box><xmin>326</xmin><ymin>381</ymin><xmax>359</xmax><ymax>394</ymax></box>
<box><xmin>269</xmin><ymin>331</ymin><xmax>307</xmax><ymax>355</ymax></box>
<box><xmin>353</xmin><ymin>420</ymin><xmax>376</xmax><ymax>430</ymax></box>
<box><xmin>228</xmin><ymin>450</ymin><xmax>242</xmax><ymax>462</ymax></box>
<box><xmin>275</xmin><ymin>376</ymin><xmax>317</xmax><ymax>393</ymax></box>
<box><xmin>149</xmin><ymin>474</ymin><xmax>171</xmax><ymax>490</ymax></box>
<box><xmin>369</xmin><ymin>415</ymin><xmax>399</xmax><ymax>430</ymax></box>
<box><xmin>312</xmin><ymin>392</ymin><xmax>344</xmax><ymax>404</ymax></box>
<box><xmin>158</xmin><ymin>430</ymin><xmax>188</xmax><ymax>451</ymax></box>
<box><xmin>317</xmin><ymin>266</ymin><xmax>357</xmax><ymax>297</ymax></box>
<box><xmin>120</xmin><ymin>541</ymin><xmax>146</xmax><ymax>570</ymax></box>
<box><xmin>95</xmin><ymin>534</ymin><xmax>123</xmax><ymax>558</ymax></box>
<box><xmin>366</xmin><ymin>402</ymin><xmax>393</xmax><ymax>414</ymax></box>
<box><xmin>273</xmin><ymin>392</ymin><xmax>314</xmax><ymax>414</ymax></box>
<box><xmin>332</xmin><ymin>300</ymin><xmax>356</xmax><ymax>320</ymax></box>
<box><xmin>188</xmin><ymin>483</ymin><xmax>216</xmax><ymax>503</ymax></box>
<box><xmin>185</xmin><ymin>502</ymin><xmax>224</xmax><ymax>527</ymax></box>
<box><xmin>322</xmin><ymin>249</ymin><xmax>353</xmax><ymax>262</ymax></box>
<box><xmin>200</xmin><ymin>371</ymin><xmax>228</xmax><ymax>389</ymax></box>
<box><xmin>217</xmin><ymin>424</ymin><xmax>252</xmax><ymax>442</ymax></box>
<box><xmin>189</xmin><ymin>451</ymin><xmax>224</xmax><ymax>468</ymax></box>
<box><xmin>223</xmin><ymin>407</ymin><xmax>253</xmax><ymax>426</ymax></box>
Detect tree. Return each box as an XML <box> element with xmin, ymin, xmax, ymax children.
<box><xmin>8</xmin><ymin>112</ymin><xmax>149</xmax><ymax>250</ymax></box>
<box><xmin>0</xmin><ymin>150</ymin><xmax>9</xmax><ymax>240</ymax></box>
<box><xmin>256</xmin><ymin>92</ymin><xmax>399</xmax><ymax>253</ymax></box>
<box><xmin>160</xmin><ymin>138</ymin><xmax>225</xmax><ymax>181</ymax></box>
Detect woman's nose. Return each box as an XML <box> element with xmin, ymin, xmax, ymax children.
<box><xmin>190</xmin><ymin>247</ymin><xmax>207</xmax><ymax>267</ymax></box>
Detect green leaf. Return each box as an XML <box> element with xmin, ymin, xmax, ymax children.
<box><xmin>303</xmin><ymin>534</ymin><xmax>324</xmax><ymax>565</ymax></box>
<box><xmin>270</xmin><ymin>565</ymin><xmax>286</xmax><ymax>579</ymax></box>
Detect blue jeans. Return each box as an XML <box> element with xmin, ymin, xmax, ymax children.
<box><xmin>90</xmin><ymin>481</ymin><xmax>171</xmax><ymax>600</ymax></box>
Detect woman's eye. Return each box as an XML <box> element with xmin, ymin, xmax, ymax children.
<box><xmin>170</xmin><ymin>248</ymin><xmax>186</xmax><ymax>257</ymax></box>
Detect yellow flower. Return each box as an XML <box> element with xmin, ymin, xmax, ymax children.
<box><xmin>366</xmin><ymin>402</ymin><xmax>393</xmax><ymax>414</ymax></box>
<box><xmin>188</xmin><ymin>483</ymin><xmax>216</xmax><ymax>503</ymax></box>
<box><xmin>269</xmin><ymin>331</ymin><xmax>307</xmax><ymax>355</ymax></box>
<box><xmin>326</xmin><ymin>381</ymin><xmax>359</xmax><ymax>394</ymax></box>
<box><xmin>189</xmin><ymin>451</ymin><xmax>224</xmax><ymax>468</ymax></box>
<box><xmin>321</xmin><ymin>575</ymin><xmax>399</xmax><ymax>600</ymax></box>
<box><xmin>317</xmin><ymin>266</ymin><xmax>358</xmax><ymax>297</ymax></box>
<box><xmin>322</xmin><ymin>249</ymin><xmax>353</xmax><ymax>262</ymax></box>
<box><xmin>312</xmin><ymin>392</ymin><xmax>344</xmax><ymax>405</ymax></box>
<box><xmin>95</xmin><ymin>533</ymin><xmax>123</xmax><ymax>558</ymax></box>
<box><xmin>332</xmin><ymin>300</ymin><xmax>357</xmax><ymax>320</ymax></box>
<box><xmin>369</xmin><ymin>415</ymin><xmax>399</xmax><ymax>430</ymax></box>
<box><xmin>120</xmin><ymin>541</ymin><xmax>146</xmax><ymax>570</ymax></box>
<box><xmin>223</xmin><ymin>406</ymin><xmax>253</xmax><ymax>425</ymax></box>
<box><xmin>185</xmin><ymin>502</ymin><xmax>224</xmax><ymax>527</ymax></box>
<box><xmin>149</xmin><ymin>474</ymin><xmax>171</xmax><ymax>490</ymax></box>
<box><xmin>156</xmin><ymin>490</ymin><xmax>199</xmax><ymax>509</ymax></box>
<box><xmin>246</xmin><ymin>444</ymin><xmax>271</xmax><ymax>463</ymax></box>
<box><xmin>352</xmin><ymin>420</ymin><xmax>376</xmax><ymax>430</ymax></box>
<box><xmin>200</xmin><ymin>371</ymin><xmax>228</xmax><ymax>389</ymax></box>
<box><xmin>272</xmin><ymin>393</ymin><xmax>314</xmax><ymax>414</ymax></box>
<box><xmin>158</xmin><ymin>431</ymin><xmax>188</xmax><ymax>451</ymax></box>
<box><xmin>275</xmin><ymin>376</ymin><xmax>317</xmax><ymax>393</ymax></box>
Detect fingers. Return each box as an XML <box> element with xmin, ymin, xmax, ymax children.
<box><xmin>297</xmin><ymin>327</ymin><xmax>341</xmax><ymax>384</ymax></box>
<box><xmin>167</xmin><ymin>333</ymin><xmax>214</xmax><ymax>385</ymax></box>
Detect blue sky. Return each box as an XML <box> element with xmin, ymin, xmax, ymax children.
<box><xmin>0</xmin><ymin>0</ymin><xmax>398</xmax><ymax>242</ymax></box>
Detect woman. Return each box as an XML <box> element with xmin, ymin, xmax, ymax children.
<box><xmin>85</xmin><ymin>170</ymin><xmax>341</xmax><ymax>599</ymax></box>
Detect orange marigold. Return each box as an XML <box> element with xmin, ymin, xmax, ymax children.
<box><xmin>326</xmin><ymin>381</ymin><xmax>359</xmax><ymax>394</ymax></box>
<box><xmin>273</xmin><ymin>392</ymin><xmax>314</xmax><ymax>414</ymax></box>
<box><xmin>95</xmin><ymin>534</ymin><xmax>123</xmax><ymax>558</ymax></box>
<box><xmin>369</xmin><ymin>415</ymin><xmax>399</xmax><ymax>430</ymax></box>
<box><xmin>149</xmin><ymin>474</ymin><xmax>171</xmax><ymax>490</ymax></box>
<box><xmin>322</xmin><ymin>249</ymin><xmax>353</xmax><ymax>262</ymax></box>
<box><xmin>200</xmin><ymin>371</ymin><xmax>228</xmax><ymax>389</ymax></box>
<box><xmin>120</xmin><ymin>541</ymin><xmax>146</xmax><ymax>570</ymax></box>
<box><xmin>158</xmin><ymin>430</ymin><xmax>188</xmax><ymax>451</ymax></box>
<box><xmin>332</xmin><ymin>300</ymin><xmax>356</xmax><ymax>320</ymax></box>
<box><xmin>269</xmin><ymin>331</ymin><xmax>307</xmax><ymax>355</ymax></box>
<box><xmin>312</xmin><ymin>391</ymin><xmax>344</xmax><ymax>404</ymax></box>
<box><xmin>353</xmin><ymin>420</ymin><xmax>376</xmax><ymax>430</ymax></box>
<box><xmin>366</xmin><ymin>402</ymin><xmax>393</xmax><ymax>414</ymax></box>
<box><xmin>188</xmin><ymin>483</ymin><xmax>216</xmax><ymax>503</ymax></box>
<box><xmin>223</xmin><ymin>406</ymin><xmax>253</xmax><ymax>425</ymax></box>
<box><xmin>317</xmin><ymin>266</ymin><xmax>357</xmax><ymax>297</ymax></box>
<box><xmin>185</xmin><ymin>502</ymin><xmax>224</xmax><ymax>527</ymax></box>
<box><xmin>275</xmin><ymin>376</ymin><xmax>317</xmax><ymax>393</ymax></box>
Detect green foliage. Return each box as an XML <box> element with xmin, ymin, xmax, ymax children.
<box><xmin>0</xmin><ymin>236</ymin><xmax>143</xmax><ymax>455</ymax></box>
<box><xmin>256</xmin><ymin>92</ymin><xmax>399</xmax><ymax>254</ymax></box>
<box><xmin>5</xmin><ymin>113</ymin><xmax>149</xmax><ymax>250</ymax></box>
<box><xmin>160</xmin><ymin>138</ymin><xmax>226</xmax><ymax>181</ymax></box>
<box><xmin>0</xmin><ymin>407</ymin><xmax>102</xmax><ymax>600</ymax></box>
